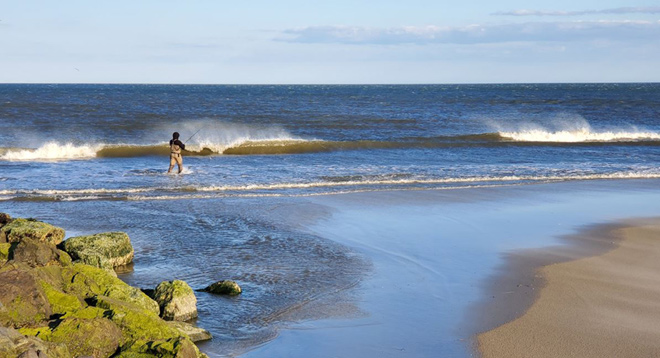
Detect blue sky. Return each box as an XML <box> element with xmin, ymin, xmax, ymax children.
<box><xmin>1</xmin><ymin>1</ymin><xmax>659</xmax><ymax>83</ymax></box>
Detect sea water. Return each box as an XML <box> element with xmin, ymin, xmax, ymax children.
<box><xmin>1</xmin><ymin>84</ymin><xmax>660</xmax><ymax>356</ymax></box>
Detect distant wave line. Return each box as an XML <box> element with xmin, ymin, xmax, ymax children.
<box><xmin>2</xmin><ymin>171</ymin><xmax>660</xmax><ymax>200</ymax></box>
<box><xmin>2</xmin><ymin>129</ymin><xmax>660</xmax><ymax>161</ymax></box>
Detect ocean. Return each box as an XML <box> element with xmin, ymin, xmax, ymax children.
<box><xmin>2</xmin><ymin>83</ymin><xmax>660</xmax><ymax>357</ymax></box>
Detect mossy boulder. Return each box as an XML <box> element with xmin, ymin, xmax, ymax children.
<box><xmin>62</xmin><ymin>263</ymin><xmax>159</xmax><ymax>315</ymax></box>
<box><xmin>48</xmin><ymin>317</ymin><xmax>123</xmax><ymax>358</ymax></box>
<box><xmin>0</xmin><ymin>212</ymin><xmax>11</xmax><ymax>226</ymax></box>
<box><xmin>166</xmin><ymin>321</ymin><xmax>212</xmax><ymax>342</ymax></box>
<box><xmin>0</xmin><ymin>242</ymin><xmax>10</xmax><ymax>264</ymax></box>
<box><xmin>120</xmin><ymin>337</ymin><xmax>200</xmax><ymax>358</ymax></box>
<box><xmin>40</xmin><ymin>281</ymin><xmax>83</xmax><ymax>315</ymax></box>
<box><xmin>0</xmin><ymin>265</ymin><xmax>53</xmax><ymax>328</ymax></box>
<box><xmin>1</xmin><ymin>326</ymin><xmax>70</xmax><ymax>358</ymax></box>
<box><xmin>62</xmin><ymin>232</ymin><xmax>134</xmax><ymax>270</ymax></box>
<box><xmin>1</xmin><ymin>218</ymin><xmax>65</xmax><ymax>246</ymax></box>
<box><xmin>9</xmin><ymin>237</ymin><xmax>65</xmax><ymax>268</ymax></box>
<box><xmin>203</xmin><ymin>280</ymin><xmax>242</xmax><ymax>296</ymax></box>
<box><xmin>154</xmin><ymin>280</ymin><xmax>198</xmax><ymax>321</ymax></box>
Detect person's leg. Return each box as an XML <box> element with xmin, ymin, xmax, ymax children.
<box><xmin>176</xmin><ymin>155</ymin><xmax>183</xmax><ymax>174</ymax></box>
<box><xmin>168</xmin><ymin>155</ymin><xmax>176</xmax><ymax>173</ymax></box>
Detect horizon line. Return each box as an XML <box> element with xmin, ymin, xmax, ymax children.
<box><xmin>1</xmin><ymin>81</ymin><xmax>659</xmax><ymax>86</ymax></box>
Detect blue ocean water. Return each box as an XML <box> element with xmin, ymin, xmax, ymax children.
<box><xmin>1</xmin><ymin>84</ymin><xmax>660</xmax><ymax>356</ymax></box>
<box><xmin>1</xmin><ymin>84</ymin><xmax>660</xmax><ymax>200</ymax></box>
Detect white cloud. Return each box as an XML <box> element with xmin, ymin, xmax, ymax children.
<box><xmin>281</xmin><ymin>20</ymin><xmax>660</xmax><ymax>45</ymax></box>
<box><xmin>493</xmin><ymin>7</ymin><xmax>660</xmax><ymax>16</ymax></box>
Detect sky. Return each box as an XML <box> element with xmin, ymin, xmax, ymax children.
<box><xmin>1</xmin><ymin>0</ymin><xmax>659</xmax><ymax>84</ymax></box>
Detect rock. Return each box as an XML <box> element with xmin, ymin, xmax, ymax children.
<box><xmin>46</xmin><ymin>317</ymin><xmax>123</xmax><ymax>358</ymax></box>
<box><xmin>0</xmin><ymin>213</ymin><xmax>11</xmax><ymax>243</ymax></box>
<box><xmin>90</xmin><ymin>295</ymin><xmax>206</xmax><ymax>357</ymax></box>
<box><xmin>203</xmin><ymin>280</ymin><xmax>242</xmax><ymax>296</ymax></box>
<box><xmin>153</xmin><ymin>280</ymin><xmax>198</xmax><ymax>321</ymax></box>
<box><xmin>62</xmin><ymin>232</ymin><xmax>134</xmax><ymax>270</ymax></box>
<box><xmin>1</xmin><ymin>326</ymin><xmax>70</xmax><ymax>358</ymax></box>
<box><xmin>17</xmin><ymin>348</ymin><xmax>41</xmax><ymax>358</ymax></box>
<box><xmin>9</xmin><ymin>238</ymin><xmax>63</xmax><ymax>268</ymax></box>
<box><xmin>1</xmin><ymin>219</ymin><xmax>65</xmax><ymax>246</ymax></box>
<box><xmin>40</xmin><ymin>280</ymin><xmax>83</xmax><ymax>315</ymax></box>
<box><xmin>166</xmin><ymin>321</ymin><xmax>212</xmax><ymax>342</ymax></box>
<box><xmin>0</xmin><ymin>265</ymin><xmax>53</xmax><ymax>328</ymax></box>
<box><xmin>0</xmin><ymin>242</ymin><xmax>10</xmax><ymax>264</ymax></box>
<box><xmin>61</xmin><ymin>263</ymin><xmax>159</xmax><ymax>315</ymax></box>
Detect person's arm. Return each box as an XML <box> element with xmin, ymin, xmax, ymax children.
<box><xmin>175</xmin><ymin>140</ymin><xmax>186</xmax><ymax>150</ymax></box>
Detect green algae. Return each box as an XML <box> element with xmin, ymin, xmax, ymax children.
<box><xmin>62</xmin><ymin>232</ymin><xmax>134</xmax><ymax>269</ymax></box>
<box><xmin>154</xmin><ymin>280</ymin><xmax>198</xmax><ymax>321</ymax></box>
<box><xmin>48</xmin><ymin>317</ymin><xmax>123</xmax><ymax>358</ymax></box>
<box><xmin>62</xmin><ymin>263</ymin><xmax>159</xmax><ymax>315</ymax></box>
<box><xmin>204</xmin><ymin>280</ymin><xmax>242</xmax><ymax>296</ymax></box>
<box><xmin>1</xmin><ymin>219</ymin><xmax>65</xmax><ymax>245</ymax></box>
<box><xmin>40</xmin><ymin>281</ymin><xmax>83</xmax><ymax>314</ymax></box>
<box><xmin>0</xmin><ymin>242</ymin><xmax>10</xmax><ymax>264</ymax></box>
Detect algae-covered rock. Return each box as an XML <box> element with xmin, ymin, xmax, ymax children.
<box><xmin>62</xmin><ymin>232</ymin><xmax>134</xmax><ymax>270</ymax></box>
<box><xmin>154</xmin><ymin>280</ymin><xmax>198</xmax><ymax>321</ymax></box>
<box><xmin>9</xmin><ymin>237</ymin><xmax>64</xmax><ymax>268</ymax></box>
<box><xmin>62</xmin><ymin>263</ymin><xmax>159</xmax><ymax>315</ymax></box>
<box><xmin>0</xmin><ymin>212</ymin><xmax>11</xmax><ymax>225</ymax></box>
<box><xmin>0</xmin><ymin>242</ymin><xmax>10</xmax><ymax>264</ymax></box>
<box><xmin>40</xmin><ymin>281</ymin><xmax>83</xmax><ymax>315</ymax></box>
<box><xmin>203</xmin><ymin>280</ymin><xmax>242</xmax><ymax>296</ymax></box>
<box><xmin>121</xmin><ymin>337</ymin><xmax>200</xmax><ymax>358</ymax></box>
<box><xmin>1</xmin><ymin>218</ymin><xmax>65</xmax><ymax>246</ymax></box>
<box><xmin>1</xmin><ymin>326</ymin><xmax>70</xmax><ymax>358</ymax></box>
<box><xmin>48</xmin><ymin>317</ymin><xmax>123</xmax><ymax>358</ymax></box>
<box><xmin>0</xmin><ymin>265</ymin><xmax>53</xmax><ymax>328</ymax></box>
<box><xmin>92</xmin><ymin>295</ymin><xmax>183</xmax><ymax>340</ymax></box>
<box><xmin>0</xmin><ymin>213</ymin><xmax>11</xmax><ymax>243</ymax></box>
<box><xmin>166</xmin><ymin>321</ymin><xmax>212</xmax><ymax>342</ymax></box>
<box><xmin>93</xmin><ymin>295</ymin><xmax>208</xmax><ymax>356</ymax></box>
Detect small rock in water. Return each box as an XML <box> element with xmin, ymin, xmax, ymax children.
<box><xmin>202</xmin><ymin>280</ymin><xmax>242</xmax><ymax>296</ymax></box>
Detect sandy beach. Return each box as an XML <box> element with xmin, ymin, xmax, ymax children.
<box><xmin>478</xmin><ymin>218</ymin><xmax>660</xmax><ymax>358</ymax></box>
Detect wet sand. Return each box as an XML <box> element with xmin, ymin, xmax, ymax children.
<box><xmin>241</xmin><ymin>179</ymin><xmax>660</xmax><ymax>358</ymax></box>
<box><xmin>477</xmin><ymin>218</ymin><xmax>660</xmax><ymax>358</ymax></box>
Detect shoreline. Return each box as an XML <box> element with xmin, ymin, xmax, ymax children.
<box><xmin>476</xmin><ymin>218</ymin><xmax>660</xmax><ymax>357</ymax></box>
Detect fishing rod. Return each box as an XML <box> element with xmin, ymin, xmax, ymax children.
<box><xmin>184</xmin><ymin>128</ymin><xmax>203</xmax><ymax>144</ymax></box>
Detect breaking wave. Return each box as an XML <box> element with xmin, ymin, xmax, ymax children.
<box><xmin>499</xmin><ymin>129</ymin><xmax>660</xmax><ymax>142</ymax></box>
<box><xmin>2</xmin><ymin>129</ymin><xmax>660</xmax><ymax>161</ymax></box>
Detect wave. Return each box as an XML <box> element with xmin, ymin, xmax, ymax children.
<box><xmin>2</xmin><ymin>171</ymin><xmax>660</xmax><ymax>202</ymax></box>
<box><xmin>499</xmin><ymin>129</ymin><xmax>660</xmax><ymax>143</ymax></box>
<box><xmin>2</xmin><ymin>129</ymin><xmax>660</xmax><ymax>161</ymax></box>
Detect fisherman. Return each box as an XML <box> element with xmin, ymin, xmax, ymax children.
<box><xmin>168</xmin><ymin>132</ymin><xmax>186</xmax><ymax>174</ymax></box>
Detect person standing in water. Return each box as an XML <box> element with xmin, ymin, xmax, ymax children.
<box><xmin>168</xmin><ymin>132</ymin><xmax>186</xmax><ymax>174</ymax></box>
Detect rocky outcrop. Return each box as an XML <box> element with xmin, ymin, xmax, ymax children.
<box><xmin>0</xmin><ymin>326</ymin><xmax>70</xmax><ymax>358</ymax></box>
<box><xmin>153</xmin><ymin>280</ymin><xmax>198</xmax><ymax>321</ymax></box>
<box><xmin>61</xmin><ymin>232</ymin><xmax>134</xmax><ymax>271</ymax></box>
<box><xmin>0</xmin><ymin>214</ymin><xmax>209</xmax><ymax>358</ymax></box>
<box><xmin>1</xmin><ymin>218</ymin><xmax>65</xmax><ymax>246</ymax></box>
<box><xmin>202</xmin><ymin>280</ymin><xmax>242</xmax><ymax>296</ymax></box>
<box><xmin>10</xmin><ymin>237</ymin><xmax>69</xmax><ymax>268</ymax></box>
<box><xmin>0</xmin><ymin>264</ymin><xmax>54</xmax><ymax>328</ymax></box>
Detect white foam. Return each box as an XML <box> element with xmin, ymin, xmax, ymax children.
<box><xmin>501</xmin><ymin>129</ymin><xmax>660</xmax><ymax>142</ymax></box>
<box><xmin>4</xmin><ymin>171</ymin><xmax>660</xmax><ymax>202</ymax></box>
<box><xmin>0</xmin><ymin>142</ymin><xmax>101</xmax><ymax>161</ymax></box>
